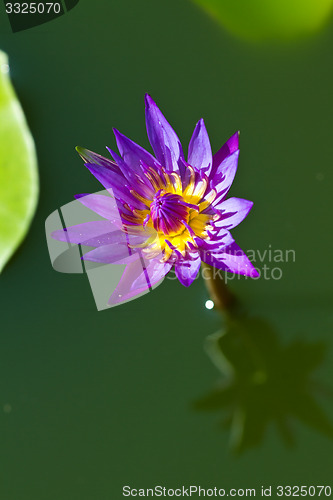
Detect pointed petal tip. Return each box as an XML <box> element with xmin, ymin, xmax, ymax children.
<box><xmin>76</xmin><ymin>146</ymin><xmax>88</xmax><ymax>162</ymax></box>
<box><xmin>252</xmin><ymin>268</ymin><xmax>260</xmax><ymax>278</ymax></box>
<box><xmin>247</xmin><ymin>265</ymin><xmax>260</xmax><ymax>278</ymax></box>
<box><xmin>145</xmin><ymin>94</ymin><xmax>184</xmax><ymax>172</ymax></box>
<box><xmin>175</xmin><ymin>255</ymin><xmax>201</xmax><ymax>287</ymax></box>
<box><xmin>188</xmin><ymin>118</ymin><xmax>212</xmax><ymax>174</ymax></box>
<box><xmin>179</xmin><ymin>278</ymin><xmax>192</xmax><ymax>287</ymax></box>
<box><xmin>230</xmin><ymin>130</ymin><xmax>240</xmax><ymax>141</ymax></box>
<box><xmin>144</xmin><ymin>93</ymin><xmax>154</xmax><ymax>107</ymax></box>
<box><xmin>244</xmin><ymin>259</ymin><xmax>260</xmax><ymax>278</ymax></box>
<box><xmin>76</xmin><ymin>146</ymin><xmax>107</xmax><ymax>166</ymax></box>
<box><xmin>175</xmin><ymin>270</ymin><xmax>192</xmax><ymax>287</ymax></box>
<box><xmin>112</xmin><ymin>128</ymin><xmax>132</xmax><ymax>147</ymax></box>
<box><xmin>106</xmin><ymin>146</ymin><xmax>117</xmax><ymax>160</ymax></box>
<box><xmin>108</xmin><ymin>290</ymin><xmax>124</xmax><ymax>305</ymax></box>
<box><xmin>196</xmin><ymin>117</ymin><xmax>208</xmax><ymax>133</ymax></box>
<box><xmin>113</xmin><ymin>128</ymin><xmax>127</xmax><ymax>141</ymax></box>
<box><xmin>74</xmin><ymin>193</ymin><xmax>89</xmax><ymax>200</ymax></box>
<box><xmin>144</xmin><ymin>94</ymin><xmax>161</xmax><ymax>114</ymax></box>
<box><xmin>226</xmin><ymin>266</ymin><xmax>259</xmax><ymax>279</ymax></box>
<box><xmin>112</xmin><ymin>128</ymin><xmax>124</xmax><ymax>148</ymax></box>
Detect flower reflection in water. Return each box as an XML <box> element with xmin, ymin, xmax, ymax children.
<box><xmin>194</xmin><ymin>308</ymin><xmax>333</xmax><ymax>454</ymax></box>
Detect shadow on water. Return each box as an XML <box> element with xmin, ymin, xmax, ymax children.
<box><xmin>193</xmin><ymin>286</ymin><xmax>333</xmax><ymax>454</ymax></box>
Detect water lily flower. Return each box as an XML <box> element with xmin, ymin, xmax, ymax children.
<box><xmin>52</xmin><ymin>95</ymin><xmax>258</xmax><ymax>304</ymax></box>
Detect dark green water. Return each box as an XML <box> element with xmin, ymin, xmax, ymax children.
<box><xmin>1</xmin><ymin>1</ymin><xmax>333</xmax><ymax>499</ymax></box>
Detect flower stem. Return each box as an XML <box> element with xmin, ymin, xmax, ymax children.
<box><xmin>201</xmin><ymin>263</ymin><xmax>237</xmax><ymax>314</ymax></box>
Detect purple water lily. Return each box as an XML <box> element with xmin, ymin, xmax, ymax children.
<box><xmin>52</xmin><ymin>95</ymin><xmax>258</xmax><ymax>304</ymax></box>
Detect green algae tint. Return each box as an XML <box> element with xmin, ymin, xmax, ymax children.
<box><xmin>0</xmin><ymin>51</ymin><xmax>38</xmax><ymax>273</ymax></box>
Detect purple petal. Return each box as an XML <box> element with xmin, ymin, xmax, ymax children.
<box><xmin>201</xmin><ymin>242</ymin><xmax>259</xmax><ymax>278</ymax></box>
<box><xmin>107</xmin><ymin>148</ymin><xmax>155</xmax><ymax>199</ymax></box>
<box><xmin>83</xmin><ymin>232</ymin><xmax>150</xmax><ymax>248</ymax></box>
<box><xmin>188</xmin><ymin>118</ymin><xmax>212</xmax><ymax>176</ymax></box>
<box><xmin>214</xmin><ymin>197</ymin><xmax>253</xmax><ymax>230</ymax></box>
<box><xmin>108</xmin><ymin>256</ymin><xmax>171</xmax><ymax>305</ymax></box>
<box><xmin>145</xmin><ymin>94</ymin><xmax>184</xmax><ymax>173</ymax></box>
<box><xmin>53</xmin><ymin>218</ymin><xmax>151</xmax><ymax>249</ymax></box>
<box><xmin>83</xmin><ymin>243</ymin><xmax>136</xmax><ymax>264</ymax></box>
<box><xmin>175</xmin><ymin>253</ymin><xmax>201</xmax><ymax>287</ymax></box>
<box><xmin>85</xmin><ymin>163</ymin><xmax>147</xmax><ymax>209</ymax></box>
<box><xmin>211</xmin><ymin>150</ymin><xmax>239</xmax><ymax>205</ymax></box>
<box><xmin>108</xmin><ymin>258</ymin><xmax>148</xmax><ymax>305</ymax></box>
<box><xmin>113</xmin><ymin>129</ymin><xmax>157</xmax><ymax>174</ymax></box>
<box><xmin>195</xmin><ymin>229</ymin><xmax>234</xmax><ymax>251</ymax></box>
<box><xmin>210</xmin><ymin>131</ymin><xmax>239</xmax><ymax>181</ymax></box>
<box><xmin>76</xmin><ymin>147</ymin><xmax>119</xmax><ymax>173</ymax></box>
<box><xmin>74</xmin><ymin>193</ymin><xmax>123</xmax><ymax>225</ymax></box>
<box><xmin>132</xmin><ymin>258</ymin><xmax>172</xmax><ymax>290</ymax></box>
<box><xmin>82</xmin><ymin>232</ymin><xmax>125</xmax><ymax>247</ymax></box>
<box><xmin>52</xmin><ymin>221</ymin><xmax>115</xmax><ymax>245</ymax></box>
<box><xmin>209</xmin><ymin>227</ymin><xmax>235</xmax><ymax>243</ymax></box>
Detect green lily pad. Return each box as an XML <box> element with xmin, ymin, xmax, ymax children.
<box><xmin>192</xmin><ymin>0</ymin><xmax>333</xmax><ymax>41</ymax></box>
<box><xmin>0</xmin><ymin>51</ymin><xmax>38</xmax><ymax>273</ymax></box>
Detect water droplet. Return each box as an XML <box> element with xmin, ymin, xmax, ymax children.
<box><xmin>205</xmin><ymin>299</ymin><xmax>214</xmax><ymax>310</ymax></box>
